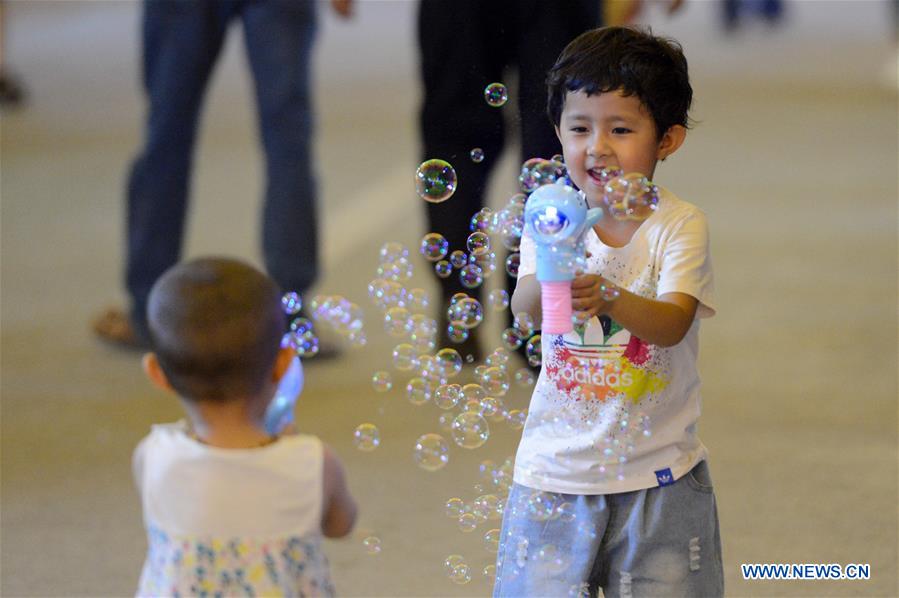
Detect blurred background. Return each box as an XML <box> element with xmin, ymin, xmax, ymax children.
<box><xmin>1</xmin><ymin>0</ymin><xmax>896</xmax><ymax>596</ymax></box>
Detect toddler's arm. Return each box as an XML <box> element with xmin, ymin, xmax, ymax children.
<box><xmin>321</xmin><ymin>443</ymin><xmax>357</xmax><ymax>538</ymax></box>
<box><xmin>572</xmin><ymin>276</ymin><xmax>697</xmax><ymax>347</ymax></box>
<box><xmin>510</xmin><ymin>274</ymin><xmax>542</xmax><ymax>323</ymax></box>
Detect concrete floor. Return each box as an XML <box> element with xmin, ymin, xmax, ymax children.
<box><xmin>1</xmin><ymin>1</ymin><xmax>896</xmax><ymax>596</ymax></box>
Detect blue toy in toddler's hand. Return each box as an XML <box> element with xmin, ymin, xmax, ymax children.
<box><xmin>524</xmin><ymin>181</ymin><xmax>604</xmax><ymax>334</ymax></box>
<box><xmin>264</xmin><ymin>356</ymin><xmax>304</xmax><ymax>435</ymax></box>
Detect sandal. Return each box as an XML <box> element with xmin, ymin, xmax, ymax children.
<box><xmin>92</xmin><ymin>307</ymin><xmax>150</xmax><ymax>351</ymax></box>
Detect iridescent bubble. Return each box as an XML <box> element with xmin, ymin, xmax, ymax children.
<box><xmin>459</xmin><ymin>263</ymin><xmax>484</xmax><ymax>289</ymax></box>
<box><xmin>409</xmin><ymin>314</ymin><xmax>438</xmax><ymax>353</ymax></box>
<box><xmin>527</xmin><ymin>491</ymin><xmax>556</xmax><ymax>521</ymax></box>
<box><xmin>470</xmin><ymin>147</ymin><xmax>485</xmax><ymax>163</ymax></box>
<box><xmin>294</xmin><ymin>332</ymin><xmax>320</xmax><ymax>358</ymax></box>
<box><xmin>472</xmin><ymin>250</ymin><xmax>497</xmax><ymax>279</ymax></box>
<box><xmin>446</xmin><ymin>323</ymin><xmax>469</xmax><ymax>343</ymax></box>
<box><xmin>466</xmin><ymin>231</ymin><xmax>491</xmax><ymax>256</ymax></box>
<box><xmin>461</xmin><ymin>383</ymin><xmax>486</xmax><ymax>403</ymax></box>
<box><xmin>419</xmin><ymin>233</ymin><xmax>449</xmax><ymax>262</ymax></box>
<box><xmin>473</xmin><ymin>495</ymin><xmax>502</xmax><ymax>521</ymax></box>
<box><xmin>362</xmin><ymin>536</ymin><xmax>382</xmax><ymax>555</ymax></box>
<box><xmin>435</xmin><ymin>348</ymin><xmax>463</xmax><ymax>378</ymax></box>
<box><xmin>438</xmin><ymin>412</ymin><xmax>454</xmax><ymax>432</ymax></box>
<box><xmin>281</xmin><ymin>292</ymin><xmax>302</xmax><ymax>315</ymax></box>
<box><xmin>392</xmin><ymin>343</ymin><xmax>418</xmax><ymax>371</ymax></box>
<box><xmin>413</xmin><ymin>433</ymin><xmax>450</xmax><ymax>471</ymax></box>
<box><xmin>450</xmin><ymin>563</ymin><xmax>472</xmax><ymax>585</ymax></box>
<box><xmin>554</xmin><ymin>502</ymin><xmax>577</xmax><ymax>523</ymax></box>
<box><xmin>486</xmin><ymin>348</ymin><xmax>510</xmax><ymax>366</ymax></box>
<box><xmin>406</xmin><ymin>377</ymin><xmax>432</xmax><ymax>406</ymax></box>
<box><xmin>377</xmin><ymin>257</ymin><xmax>413</xmax><ymax>282</ymax></box>
<box><xmin>445</xmin><ymin>497</ymin><xmax>465</xmax><ymax>518</ymax></box>
<box><xmin>371</xmin><ymin>370</ymin><xmax>392</xmax><ymax>392</ymax></box>
<box><xmin>507</xmin><ymin>409</ymin><xmax>527</xmax><ymax>430</ymax></box>
<box><xmin>487</xmin><ymin>289</ymin><xmax>510</xmax><ymax>312</ymax></box>
<box><xmin>479</xmin><ymin>396</ymin><xmax>502</xmax><ymax>420</ymax></box>
<box><xmin>482</xmin><ymin>366</ymin><xmax>510</xmax><ymax>397</ymax></box>
<box><xmin>514</xmin><ymin>367</ymin><xmax>536</xmax><ymax>387</ymax></box>
<box><xmin>505</xmin><ymin>253</ymin><xmax>521</xmax><ymax>277</ymax></box>
<box><xmin>379</xmin><ymin>242</ymin><xmax>408</xmax><ymax>264</ymax></box>
<box><xmin>536</xmin><ymin>543</ymin><xmax>568</xmax><ymax>574</ymax></box>
<box><xmin>445</xmin><ymin>554</ymin><xmax>466</xmax><ymax>574</ymax></box>
<box><xmin>449</xmin><ymin>250</ymin><xmax>468</xmax><ymax>269</ymax></box>
<box><xmin>603</xmin><ymin>172</ymin><xmax>659</xmax><ymax>220</ymax></box>
<box><xmin>500</xmin><ymin>327</ymin><xmax>524</xmax><ymax>351</ymax></box>
<box><xmin>525</xmin><ymin>335</ymin><xmax>542</xmax><ymax>367</ymax></box>
<box><xmin>470</xmin><ymin>208</ymin><xmax>494</xmax><ymax>233</ymax></box>
<box><xmin>483</xmin><ymin>564</ymin><xmax>497</xmax><ymax>581</ymax></box>
<box><xmin>449</xmin><ymin>292</ymin><xmax>469</xmax><ymax>305</ymax></box>
<box><xmin>483</xmin><ymin>528</ymin><xmax>500</xmax><ymax>552</ymax></box>
<box><xmin>415</xmin><ymin>159</ymin><xmax>457</xmax><ymax>203</ymax></box>
<box><xmin>434</xmin><ymin>260</ymin><xmax>453</xmax><ymax>278</ymax></box>
<box><xmin>514</xmin><ymin>312</ymin><xmax>536</xmax><ymax>338</ymax></box>
<box><xmin>451</xmin><ymin>412</ymin><xmax>490</xmax><ymax>449</ymax></box>
<box><xmin>519</xmin><ymin>157</ymin><xmax>565</xmax><ymax>193</ymax></box>
<box><xmin>484</xmin><ymin>82</ymin><xmax>508</xmax><ymax>107</ymax></box>
<box><xmin>447</xmin><ymin>297</ymin><xmax>484</xmax><ymax>329</ymax></box>
<box><xmin>407</xmin><ymin>287</ymin><xmax>430</xmax><ymax>312</ymax></box>
<box><xmin>353</xmin><ymin>423</ymin><xmax>380</xmax><ymax>452</ymax></box>
<box><xmin>384</xmin><ymin>306</ymin><xmax>412</xmax><ymax>338</ymax></box>
<box><xmin>458</xmin><ymin>512</ymin><xmax>478</xmax><ymax>533</ymax></box>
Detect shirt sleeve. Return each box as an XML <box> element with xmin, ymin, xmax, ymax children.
<box><xmin>517</xmin><ymin>230</ymin><xmax>536</xmax><ymax>279</ymax></box>
<box><xmin>657</xmin><ymin>210</ymin><xmax>716</xmax><ymax>318</ymax></box>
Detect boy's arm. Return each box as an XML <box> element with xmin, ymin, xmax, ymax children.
<box><xmin>572</xmin><ymin>275</ymin><xmax>697</xmax><ymax>347</ymax></box>
<box><xmin>510</xmin><ymin>274</ymin><xmax>542</xmax><ymax>324</ymax></box>
<box><xmin>321</xmin><ymin>443</ymin><xmax>357</xmax><ymax>538</ymax></box>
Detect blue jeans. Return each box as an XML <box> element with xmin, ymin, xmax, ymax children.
<box><xmin>126</xmin><ymin>0</ymin><xmax>318</xmax><ymax>337</ymax></box>
<box><xmin>494</xmin><ymin>461</ymin><xmax>724</xmax><ymax>597</ymax></box>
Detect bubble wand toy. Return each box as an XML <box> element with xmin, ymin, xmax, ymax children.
<box><xmin>264</xmin><ymin>356</ymin><xmax>304</xmax><ymax>435</ymax></box>
<box><xmin>524</xmin><ymin>180</ymin><xmax>604</xmax><ymax>335</ymax></box>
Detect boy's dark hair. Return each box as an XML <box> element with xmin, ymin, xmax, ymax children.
<box><xmin>547</xmin><ymin>26</ymin><xmax>692</xmax><ymax>139</ymax></box>
<box><xmin>147</xmin><ymin>257</ymin><xmax>286</xmax><ymax>402</ymax></box>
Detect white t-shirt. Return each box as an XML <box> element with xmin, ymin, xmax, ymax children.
<box><xmin>133</xmin><ymin>421</ymin><xmax>335</xmax><ymax>596</ymax></box>
<box><xmin>514</xmin><ymin>187</ymin><xmax>715</xmax><ymax>494</ymax></box>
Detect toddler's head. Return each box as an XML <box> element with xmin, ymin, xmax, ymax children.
<box><xmin>145</xmin><ymin>257</ymin><xmax>286</xmax><ymax>404</ymax></box>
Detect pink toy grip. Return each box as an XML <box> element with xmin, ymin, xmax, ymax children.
<box><xmin>541</xmin><ymin>280</ymin><xmax>573</xmax><ymax>334</ymax></box>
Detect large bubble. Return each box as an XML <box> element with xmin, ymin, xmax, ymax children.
<box><xmin>451</xmin><ymin>412</ymin><xmax>490</xmax><ymax>449</ymax></box>
<box><xmin>415</xmin><ymin>159</ymin><xmax>457</xmax><ymax>203</ymax></box>
<box><xmin>413</xmin><ymin>433</ymin><xmax>450</xmax><ymax>471</ymax></box>
<box><xmin>603</xmin><ymin>172</ymin><xmax>659</xmax><ymax>220</ymax></box>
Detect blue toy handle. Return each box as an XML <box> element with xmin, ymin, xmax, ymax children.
<box><xmin>264</xmin><ymin>356</ymin><xmax>304</xmax><ymax>435</ymax></box>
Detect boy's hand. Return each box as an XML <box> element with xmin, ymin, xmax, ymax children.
<box><xmin>571</xmin><ymin>273</ymin><xmax>616</xmax><ymax>321</ymax></box>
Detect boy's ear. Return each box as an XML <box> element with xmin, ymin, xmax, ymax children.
<box><xmin>657</xmin><ymin>124</ymin><xmax>687</xmax><ymax>161</ymax></box>
<box><xmin>142</xmin><ymin>353</ymin><xmax>174</xmax><ymax>393</ymax></box>
<box><xmin>554</xmin><ymin>124</ymin><xmax>563</xmax><ymax>144</ymax></box>
<box><xmin>272</xmin><ymin>346</ymin><xmax>295</xmax><ymax>383</ymax></box>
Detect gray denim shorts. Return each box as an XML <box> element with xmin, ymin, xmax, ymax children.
<box><xmin>493</xmin><ymin>460</ymin><xmax>724</xmax><ymax>598</ymax></box>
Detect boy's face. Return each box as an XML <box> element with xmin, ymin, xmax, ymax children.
<box><xmin>556</xmin><ymin>89</ymin><xmax>681</xmax><ymax>206</ymax></box>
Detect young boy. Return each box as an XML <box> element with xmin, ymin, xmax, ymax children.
<box><xmin>495</xmin><ymin>27</ymin><xmax>722</xmax><ymax>597</ymax></box>
<box><xmin>134</xmin><ymin>257</ymin><xmax>357</xmax><ymax>596</ymax></box>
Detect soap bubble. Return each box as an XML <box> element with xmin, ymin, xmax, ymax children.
<box><xmin>353</xmin><ymin>423</ymin><xmax>380</xmax><ymax>452</ymax></box>
<box><xmin>434</xmin><ymin>260</ymin><xmax>452</xmax><ymax>278</ymax></box>
<box><xmin>384</xmin><ymin>306</ymin><xmax>412</xmax><ymax>338</ymax></box>
<box><xmin>413</xmin><ymin>433</ymin><xmax>450</xmax><ymax>471</ymax></box>
<box><xmin>483</xmin><ymin>528</ymin><xmax>500</xmax><ymax>552</ymax></box>
<box><xmin>459</xmin><ymin>263</ymin><xmax>484</xmax><ymax>289</ymax></box>
<box><xmin>479</xmin><ymin>396</ymin><xmax>503</xmax><ymax>420</ymax></box>
<box><xmin>526</xmin><ymin>491</ymin><xmax>556</xmax><ymax>521</ymax></box>
<box><xmin>461</xmin><ymin>383</ymin><xmax>486</xmax><ymax>403</ymax></box>
<box><xmin>406</xmin><ymin>377</ymin><xmax>432</xmax><ymax>406</ymax></box>
<box><xmin>451</xmin><ymin>412</ymin><xmax>490</xmax><ymax>449</ymax></box>
<box><xmin>484</xmin><ymin>82</ymin><xmax>508</xmax><ymax>107</ymax></box>
<box><xmin>603</xmin><ymin>172</ymin><xmax>658</xmax><ymax>220</ymax></box>
<box><xmin>362</xmin><ymin>536</ymin><xmax>382</xmax><ymax>555</ymax></box>
<box><xmin>525</xmin><ymin>335</ymin><xmax>542</xmax><ymax>367</ymax></box>
<box><xmin>458</xmin><ymin>512</ymin><xmax>478</xmax><ymax>533</ymax></box>
<box><xmin>377</xmin><ymin>256</ymin><xmax>413</xmax><ymax>282</ymax></box>
<box><xmin>445</xmin><ymin>554</ymin><xmax>466</xmax><ymax>573</ymax></box>
<box><xmin>473</xmin><ymin>495</ymin><xmax>502</xmax><ymax>521</ymax></box>
<box><xmin>407</xmin><ymin>287</ymin><xmax>430</xmax><ymax>312</ymax></box>
<box><xmin>447</xmin><ymin>297</ymin><xmax>484</xmax><ymax>329</ymax></box>
<box><xmin>487</xmin><ymin>289</ymin><xmax>509</xmax><ymax>311</ymax></box>
<box><xmin>449</xmin><ymin>563</ymin><xmax>472</xmax><ymax>585</ymax></box>
<box><xmin>471</xmin><ymin>250</ymin><xmax>497</xmax><ymax>279</ymax></box>
<box><xmin>415</xmin><ymin>159</ymin><xmax>457</xmax><ymax>203</ymax></box>
<box><xmin>420</xmin><ymin>233</ymin><xmax>449</xmax><ymax>261</ymax></box>
<box><xmin>371</xmin><ymin>371</ymin><xmax>392</xmax><ymax>392</ymax></box>
<box><xmin>434</xmin><ymin>384</ymin><xmax>461</xmax><ymax>411</ymax></box>
<box><xmin>446</xmin><ymin>323</ymin><xmax>469</xmax><ymax>343</ymax></box>
<box><xmin>466</xmin><ymin>231</ymin><xmax>491</xmax><ymax>256</ymax></box>
<box><xmin>515</xmin><ymin>367</ymin><xmax>536</xmax><ymax>387</ymax></box>
<box><xmin>518</xmin><ymin>157</ymin><xmax>565</xmax><ymax>193</ymax></box>
<box><xmin>600</xmin><ymin>281</ymin><xmax>621</xmax><ymax>301</ymax></box>
<box><xmin>445</xmin><ymin>497</ymin><xmax>465</xmax><ymax>518</ymax></box>
<box><xmin>505</xmin><ymin>253</ymin><xmax>521</xmax><ymax>277</ymax></box>
<box><xmin>554</xmin><ymin>501</ymin><xmax>577</xmax><ymax>523</ymax></box>
<box><xmin>294</xmin><ymin>333</ymin><xmax>320</xmax><ymax>358</ymax></box>
<box><xmin>289</xmin><ymin>316</ymin><xmax>313</xmax><ymax>336</ymax></box>
<box><xmin>435</xmin><ymin>348</ymin><xmax>463</xmax><ymax>378</ymax></box>
<box><xmin>281</xmin><ymin>292</ymin><xmax>302</xmax><ymax>315</ymax></box>
<box><xmin>379</xmin><ymin>242</ymin><xmax>408</xmax><ymax>264</ymax></box>
<box><xmin>507</xmin><ymin>409</ymin><xmax>527</xmax><ymax>430</ymax></box>
<box><xmin>536</xmin><ymin>543</ymin><xmax>568</xmax><ymax>574</ymax></box>
<box><xmin>392</xmin><ymin>343</ymin><xmax>418</xmax><ymax>371</ymax></box>
<box><xmin>500</xmin><ymin>327</ymin><xmax>524</xmax><ymax>350</ymax></box>
<box><xmin>470</xmin><ymin>208</ymin><xmax>494</xmax><ymax>233</ymax></box>
<box><xmin>486</xmin><ymin>348</ymin><xmax>509</xmax><ymax>366</ymax></box>
<box><xmin>470</xmin><ymin>147</ymin><xmax>485</xmax><ymax>163</ymax></box>
<box><xmin>409</xmin><ymin>314</ymin><xmax>438</xmax><ymax>353</ymax></box>
<box><xmin>514</xmin><ymin>312</ymin><xmax>536</xmax><ymax>338</ymax></box>
<box><xmin>481</xmin><ymin>366</ymin><xmax>510</xmax><ymax>397</ymax></box>
<box><xmin>438</xmin><ymin>412</ymin><xmax>454</xmax><ymax>432</ymax></box>
<box><xmin>449</xmin><ymin>250</ymin><xmax>468</xmax><ymax>269</ymax></box>
<box><xmin>483</xmin><ymin>564</ymin><xmax>497</xmax><ymax>580</ymax></box>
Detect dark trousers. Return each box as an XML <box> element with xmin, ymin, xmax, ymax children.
<box><xmin>126</xmin><ymin>0</ymin><xmax>318</xmax><ymax>334</ymax></box>
<box><xmin>418</xmin><ymin>0</ymin><xmax>601</xmax><ymax>305</ymax></box>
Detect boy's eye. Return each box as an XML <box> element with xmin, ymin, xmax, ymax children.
<box><xmin>612</xmin><ymin>127</ymin><xmax>631</xmax><ymax>134</ymax></box>
<box><xmin>570</xmin><ymin>126</ymin><xmax>588</xmax><ymax>133</ymax></box>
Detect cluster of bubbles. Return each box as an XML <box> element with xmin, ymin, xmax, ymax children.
<box><xmin>280</xmin><ymin>292</ymin><xmax>321</xmax><ymax>358</ymax></box>
<box><xmin>307</xmin><ymin>294</ymin><xmax>367</xmax><ymax>348</ymax></box>
<box><xmin>518</xmin><ymin>156</ymin><xmax>567</xmax><ymax>193</ymax></box>
<box><xmin>597</xmin><ymin>167</ymin><xmax>660</xmax><ymax>221</ymax></box>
